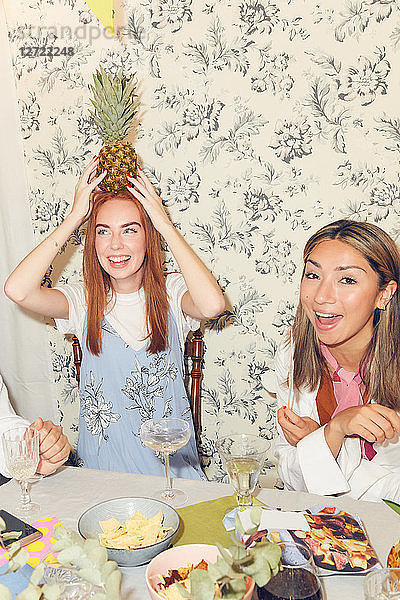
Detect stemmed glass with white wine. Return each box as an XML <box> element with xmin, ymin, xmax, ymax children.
<box><xmin>140</xmin><ymin>418</ymin><xmax>190</xmax><ymax>507</ymax></box>
<box><xmin>2</xmin><ymin>426</ymin><xmax>40</xmax><ymax>516</ymax></box>
<box><xmin>217</xmin><ymin>433</ymin><xmax>269</xmax><ymax>509</ymax></box>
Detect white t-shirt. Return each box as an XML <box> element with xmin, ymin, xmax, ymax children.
<box><xmin>54</xmin><ymin>272</ymin><xmax>199</xmax><ymax>352</ymax></box>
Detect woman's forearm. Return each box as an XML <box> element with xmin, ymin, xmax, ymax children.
<box><xmin>125</xmin><ymin>171</ymin><xmax>225</xmax><ymax>319</ymax></box>
<box><xmin>4</xmin><ymin>212</ymin><xmax>82</xmax><ymax>305</ymax></box>
<box><xmin>324</xmin><ymin>405</ymin><xmax>400</xmax><ymax>460</ymax></box>
<box><xmin>5</xmin><ymin>158</ymin><xmax>104</xmax><ymax>310</ymax></box>
<box><xmin>161</xmin><ymin>223</ymin><xmax>225</xmax><ymax>319</ymax></box>
<box><xmin>324</xmin><ymin>419</ymin><xmax>345</xmax><ymax>459</ymax></box>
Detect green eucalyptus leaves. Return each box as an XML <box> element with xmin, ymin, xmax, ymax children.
<box><xmin>174</xmin><ymin>510</ymin><xmax>281</xmax><ymax>600</ymax></box>
<box><xmin>0</xmin><ymin>519</ymin><xmax>122</xmax><ymax>600</ymax></box>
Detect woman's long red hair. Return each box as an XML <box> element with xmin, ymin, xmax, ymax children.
<box><xmin>83</xmin><ymin>189</ymin><xmax>169</xmax><ymax>355</ymax></box>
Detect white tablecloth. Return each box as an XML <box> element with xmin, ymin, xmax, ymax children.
<box><xmin>1</xmin><ymin>466</ymin><xmax>399</xmax><ymax>599</ymax></box>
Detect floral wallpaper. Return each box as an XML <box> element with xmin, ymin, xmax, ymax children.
<box><xmin>4</xmin><ymin>0</ymin><xmax>400</xmax><ymax>482</ymax></box>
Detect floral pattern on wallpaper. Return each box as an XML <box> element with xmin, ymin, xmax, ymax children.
<box><xmin>5</xmin><ymin>0</ymin><xmax>400</xmax><ymax>482</ymax></box>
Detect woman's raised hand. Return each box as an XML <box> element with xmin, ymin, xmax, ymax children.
<box><xmin>127</xmin><ymin>168</ymin><xmax>225</xmax><ymax>322</ymax></box>
<box><xmin>127</xmin><ymin>170</ymin><xmax>171</xmax><ymax>235</ymax></box>
<box><xmin>329</xmin><ymin>404</ymin><xmax>400</xmax><ymax>444</ymax></box>
<box><xmin>278</xmin><ymin>406</ymin><xmax>320</xmax><ymax>446</ymax></box>
<box><xmin>71</xmin><ymin>157</ymin><xmax>106</xmax><ymax>223</ymax></box>
<box><xmin>4</xmin><ymin>157</ymin><xmax>106</xmax><ymax>320</ymax></box>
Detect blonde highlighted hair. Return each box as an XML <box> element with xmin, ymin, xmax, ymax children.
<box><xmin>291</xmin><ymin>219</ymin><xmax>400</xmax><ymax>410</ymax></box>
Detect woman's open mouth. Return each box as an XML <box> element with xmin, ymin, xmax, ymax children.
<box><xmin>314</xmin><ymin>311</ymin><xmax>343</xmax><ymax>330</ymax></box>
<box><xmin>108</xmin><ymin>255</ymin><xmax>131</xmax><ymax>268</ymax></box>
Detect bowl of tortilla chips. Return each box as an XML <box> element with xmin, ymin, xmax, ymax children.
<box><xmin>78</xmin><ymin>496</ymin><xmax>180</xmax><ymax>567</ymax></box>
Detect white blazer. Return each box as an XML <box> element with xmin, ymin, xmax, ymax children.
<box><xmin>0</xmin><ymin>374</ymin><xmax>29</xmax><ymax>477</ymax></box>
<box><xmin>272</xmin><ymin>344</ymin><xmax>400</xmax><ymax>503</ymax></box>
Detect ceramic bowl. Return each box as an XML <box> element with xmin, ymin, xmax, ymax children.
<box><xmin>145</xmin><ymin>543</ymin><xmax>255</xmax><ymax>600</ymax></box>
<box><xmin>78</xmin><ymin>496</ymin><xmax>180</xmax><ymax>567</ymax></box>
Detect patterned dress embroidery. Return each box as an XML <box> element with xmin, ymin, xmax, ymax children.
<box><xmin>77</xmin><ymin>312</ymin><xmax>203</xmax><ymax>479</ymax></box>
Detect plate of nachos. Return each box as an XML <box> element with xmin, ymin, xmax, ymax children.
<box><xmin>243</xmin><ymin>505</ymin><xmax>379</xmax><ymax>574</ymax></box>
<box><xmin>290</xmin><ymin>507</ymin><xmax>379</xmax><ymax>573</ymax></box>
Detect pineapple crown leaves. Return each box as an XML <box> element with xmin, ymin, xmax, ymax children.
<box><xmin>88</xmin><ymin>65</ymin><xmax>140</xmax><ymax>143</ymax></box>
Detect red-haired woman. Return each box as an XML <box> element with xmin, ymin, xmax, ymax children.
<box><xmin>5</xmin><ymin>158</ymin><xmax>225</xmax><ymax>478</ymax></box>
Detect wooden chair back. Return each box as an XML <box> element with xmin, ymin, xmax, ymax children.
<box><xmin>71</xmin><ymin>329</ymin><xmax>204</xmax><ymax>438</ymax></box>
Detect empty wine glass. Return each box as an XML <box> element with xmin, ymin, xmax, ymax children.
<box><xmin>43</xmin><ymin>566</ymin><xmax>103</xmax><ymax>599</ymax></box>
<box><xmin>364</xmin><ymin>568</ymin><xmax>400</xmax><ymax>600</ymax></box>
<box><xmin>2</xmin><ymin>427</ymin><xmax>40</xmax><ymax>516</ymax></box>
<box><xmin>257</xmin><ymin>541</ymin><xmax>322</xmax><ymax>600</ymax></box>
<box><xmin>140</xmin><ymin>418</ymin><xmax>190</xmax><ymax>507</ymax></box>
<box><xmin>217</xmin><ymin>433</ymin><xmax>269</xmax><ymax>508</ymax></box>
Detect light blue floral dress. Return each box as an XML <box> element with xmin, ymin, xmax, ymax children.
<box><xmin>76</xmin><ymin>311</ymin><xmax>203</xmax><ymax>479</ymax></box>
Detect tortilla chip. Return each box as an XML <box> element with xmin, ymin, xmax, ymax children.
<box><xmin>98</xmin><ymin>510</ymin><xmax>170</xmax><ymax>550</ymax></box>
<box><xmin>99</xmin><ymin>518</ymin><xmax>121</xmax><ymax>535</ymax></box>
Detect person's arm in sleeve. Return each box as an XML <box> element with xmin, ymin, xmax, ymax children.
<box><xmin>53</xmin><ymin>283</ymin><xmax>86</xmax><ymax>340</ymax></box>
<box><xmin>377</xmin><ymin>472</ymin><xmax>400</xmax><ymax>503</ymax></box>
<box><xmin>0</xmin><ymin>376</ymin><xmax>29</xmax><ymax>477</ymax></box>
<box><xmin>274</xmin><ymin>345</ymin><xmax>352</xmax><ymax>496</ymax></box>
<box><xmin>294</xmin><ymin>416</ymin><xmax>400</xmax><ymax>500</ymax></box>
<box><xmin>297</xmin><ymin>409</ymin><xmax>400</xmax><ymax>499</ymax></box>
<box><xmin>0</xmin><ymin>376</ymin><xmax>70</xmax><ymax>477</ymax></box>
<box><xmin>345</xmin><ymin>459</ymin><xmax>400</xmax><ymax>503</ymax></box>
<box><xmin>318</xmin><ymin>404</ymin><xmax>400</xmax><ymax>500</ymax></box>
<box><xmin>334</xmin><ymin>431</ymin><xmax>400</xmax><ymax>502</ymax></box>
<box><xmin>274</xmin><ymin>345</ymin><xmax>308</xmax><ymax>492</ymax></box>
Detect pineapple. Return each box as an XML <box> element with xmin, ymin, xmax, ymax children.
<box><xmin>89</xmin><ymin>66</ymin><xmax>139</xmax><ymax>193</ymax></box>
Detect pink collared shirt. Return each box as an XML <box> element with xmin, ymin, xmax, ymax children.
<box><xmin>320</xmin><ymin>344</ymin><xmax>376</xmax><ymax>461</ymax></box>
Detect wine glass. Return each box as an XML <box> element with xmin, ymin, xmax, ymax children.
<box><xmin>43</xmin><ymin>565</ymin><xmax>103</xmax><ymax>599</ymax></box>
<box><xmin>2</xmin><ymin>426</ymin><xmax>40</xmax><ymax>516</ymax></box>
<box><xmin>364</xmin><ymin>568</ymin><xmax>400</xmax><ymax>600</ymax></box>
<box><xmin>140</xmin><ymin>418</ymin><xmax>190</xmax><ymax>507</ymax></box>
<box><xmin>257</xmin><ymin>541</ymin><xmax>322</xmax><ymax>600</ymax></box>
<box><xmin>216</xmin><ymin>433</ymin><xmax>269</xmax><ymax>508</ymax></box>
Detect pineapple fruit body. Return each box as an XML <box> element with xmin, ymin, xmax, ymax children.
<box><xmin>97</xmin><ymin>141</ymin><xmax>137</xmax><ymax>193</ymax></box>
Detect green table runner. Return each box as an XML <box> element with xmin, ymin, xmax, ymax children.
<box><xmin>174</xmin><ymin>495</ymin><xmax>265</xmax><ymax>547</ymax></box>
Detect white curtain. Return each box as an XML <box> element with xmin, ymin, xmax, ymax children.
<box><xmin>0</xmin><ymin>0</ymin><xmax>57</xmax><ymax>424</ymax></box>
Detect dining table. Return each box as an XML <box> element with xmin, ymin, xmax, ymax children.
<box><xmin>0</xmin><ymin>465</ymin><xmax>399</xmax><ymax>599</ymax></box>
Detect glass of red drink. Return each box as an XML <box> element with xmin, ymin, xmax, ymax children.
<box><xmin>257</xmin><ymin>540</ymin><xmax>322</xmax><ymax>600</ymax></box>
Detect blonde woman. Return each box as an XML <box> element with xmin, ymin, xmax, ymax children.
<box><xmin>275</xmin><ymin>220</ymin><xmax>400</xmax><ymax>503</ymax></box>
